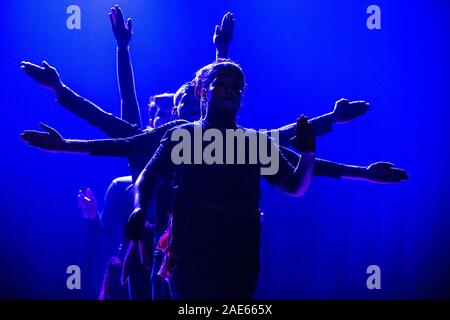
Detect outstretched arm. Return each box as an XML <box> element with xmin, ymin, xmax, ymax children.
<box><xmin>213</xmin><ymin>12</ymin><xmax>235</xmax><ymax>61</ymax></box>
<box><xmin>20</xmin><ymin>119</ymin><xmax>187</xmax><ymax>161</ymax></box>
<box><xmin>275</xmin><ymin>99</ymin><xmax>371</xmax><ymax>146</ymax></box>
<box><xmin>279</xmin><ymin>146</ymin><xmax>408</xmax><ymax>183</ymax></box>
<box><xmin>20</xmin><ymin>61</ymin><xmax>141</xmax><ymax>138</ymax></box>
<box><xmin>109</xmin><ymin>5</ymin><xmax>141</xmax><ymax>128</ymax></box>
<box><xmin>338</xmin><ymin>161</ymin><xmax>408</xmax><ymax>183</ymax></box>
<box><xmin>20</xmin><ymin>123</ymin><xmax>91</xmax><ymax>154</ymax></box>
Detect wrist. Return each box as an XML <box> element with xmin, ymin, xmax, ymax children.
<box><xmin>362</xmin><ymin>166</ymin><xmax>372</xmax><ymax>180</ymax></box>
<box><xmin>53</xmin><ymin>81</ymin><xmax>66</xmax><ymax>96</ymax></box>
<box><xmin>117</xmin><ymin>44</ymin><xmax>130</xmax><ymax>50</ymax></box>
<box><xmin>60</xmin><ymin>139</ymin><xmax>69</xmax><ymax>151</ymax></box>
<box><xmin>216</xmin><ymin>49</ymin><xmax>229</xmax><ymax>60</ymax></box>
<box><xmin>328</xmin><ymin>111</ymin><xmax>338</xmax><ymax>124</ymax></box>
<box><xmin>301</xmin><ymin>152</ymin><xmax>316</xmax><ymax>159</ymax></box>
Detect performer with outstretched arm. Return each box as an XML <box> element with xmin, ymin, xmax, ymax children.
<box><xmin>128</xmin><ymin>61</ymin><xmax>317</xmax><ymax>299</ymax></box>
<box><xmin>19</xmin><ymin>10</ymin><xmax>408</xmax><ymax>300</ymax></box>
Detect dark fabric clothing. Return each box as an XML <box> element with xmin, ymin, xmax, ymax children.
<box><xmin>279</xmin><ymin>146</ymin><xmax>345</xmax><ymax>179</ymax></box>
<box><xmin>151</xmin><ymin>251</ymin><xmax>172</xmax><ymax>300</ymax></box>
<box><xmin>126</xmin><ymin>245</ymin><xmax>152</xmax><ymax>300</ymax></box>
<box><xmin>55</xmin><ymin>86</ymin><xmax>161</xmax><ymax>299</ymax></box>
<box><xmin>55</xmin><ymin>86</ymin><xmax>339</xmax><ymax>299</ymax></box>
<box><xmin>99</xmin><ymin>176</ymin><xmax>134</xmax><ymax>257</ymax></box>
<box><xmin>274</xmin><ymin>115</ymin><xmax>333</xmax><ymax>147</ymax></box>
<box><xmin>87</xmin><ymin>119</ymin><xmax>187</xmax><ymax>180</ymax></box>
<box><xmin>142</xmin><ymin>120</ymin><xmax>304</xmax><ymax>299</ymax></box>
<box><xmin>57</xmin><ymin>86</ymin><xmax>142</xmax><ymax>138</ymax></box>
<box><xmin>98</xmin><ymin>177</ymin><xmax>153</xmax><ymax>300</ymax></box>
<box><xmin>146</xmin><ymin>121</ymin><xmax>299</xmax><ymax>204</ymax></box>
<box><xmin>56</xmin><ymin>85</ymin><xmax>149</xmax><ymax>180</ymax></box>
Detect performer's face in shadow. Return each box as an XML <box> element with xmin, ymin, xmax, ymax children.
<box><xmin>176</xmin><ymin>88</ymin><xmax>200</xmax><ymax>122</ymax></box>
<box><xmin>149</xmin><ymin>98</ymin><xmax>174</xmax><ymax>128</ymax></box>
<box><xmin>206</xmin><ymin>68</ymin><xmax>243</xmax><ymax>114</ymax></box>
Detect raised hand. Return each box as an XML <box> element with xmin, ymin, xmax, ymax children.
<box><xmin>214</xmin><ymin>12</ymin><xmax>235</xmax><ymax>59</ymax></box>
<box><xmin>20</xmin><ymin>61</ymin><xmax>64</xmax><ymax>92</ymax></box>
<box><xmin>77</xmin><ymin>188</ymin><xmax>99</xmax><ymax>219</ymax></box>
<box><xmin>365</xmin><ymin>162</ymin><xmax>409</xmax><ymax>183</ymax></box>
<box><xmin>332</xmin><ymin>98</ymin><xmax>370</xmax><ymax>124</ymax></box>
<box><xmin>290</xmin><ymin>115</ymin><xmax>316</xmax><ymax>153</ymax></box>
<box><xmin>20</xmin><ymin>122</ymin><xmax>65</xmax><ymax>152</ymax></box>
<box><xmin>109</xmin><ymin>5</ymin><xmax>132</xmax><ymax>48</ymax></box>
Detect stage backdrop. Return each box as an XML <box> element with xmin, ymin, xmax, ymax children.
<box><xmin>1</xmin><ymin>0</ymin><xmax>449</xmax><ymax>299</ymax></box>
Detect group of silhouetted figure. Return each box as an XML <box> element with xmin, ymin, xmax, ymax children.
<box><xmin>20</xmin><ymin>6</ymin><xmax>408</xmax><ymax>300</ymax></box>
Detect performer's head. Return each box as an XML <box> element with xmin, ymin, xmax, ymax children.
<box><xmin>173</xmin><ymin>82</ymin><xmax>200</xmax><ymax>122</ymax></box>
<box><xmin>194</xmin><ymin>60</ymin><xmax>245</xmax><ymax>118</ymax></box>
<box><xmin>148</xmin><ymin>93</ymin><xmax>175</xmax><ymax>128</ymax></box>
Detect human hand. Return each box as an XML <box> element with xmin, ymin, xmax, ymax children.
<box><xmin>109</xmin><ymin>5</ymin><xmax>132</xmax><ymax>48</ymax></box>
<box><xmin>20</xmin><ymin>61</ymin><xmax>64</xmax><ymax>93</ymax></box>
<box><xmin>290</xmin><ymin>115</ymin><xmax>316</xmax><ymax>153</ymax></box>
<box><xmin>365</xmin><ymin>162</ymin><xmax>409</xmax><ymax>183</ymax></box>
<box><xmin>332</xmin><ymin>98</ymin><xmax>370</xmax><ymax>124</ymax></box>
<box><xmin>20</xmin><ymin>122</ymin><xmax>65</xmax><ymax>152</ymax></box>
<box><xmin>77</xmin><ymin>188</ymin><xmax>98</xmax><ymax>219</ymax></box>
<box><xmin>213</xmin><ymin>12</ymin><xmax>234</xmax><ymax>59</ymax></box>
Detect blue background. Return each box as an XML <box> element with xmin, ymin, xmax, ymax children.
<box><xmin>1</xmin><ymin>0</ymin><xmax>449</xmax><ymax>299</ymax></box>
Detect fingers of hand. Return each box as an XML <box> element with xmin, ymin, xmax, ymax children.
<box><xmin>42</xmin><ymin>61</ymin><xmax>51</xmax><ymax>69</ymax></box>
<box><xmin>115</xmin><ymin>5</ymin><xmax>125</xmax><ymax>26</ymax></box>
<box><xmin>392</xmin><ymin>168</ymin><xmax>409</xmax><ymax>180</ymax></box>
<box><xmin>349</xmin><ymin>101</ymin><xmax>370</xmax><ymax>111</ymax></box>
<box><xmin>221</xmin><ymin>12</ymin><xmax>228</xmax><ymax>28</ymax></box>
<box><xmin>77</xmin><ymin>191</ymin><xmax>87</xmax><ymax>207</ymax></box>
<box><xmin>85</xmin><ymin>187</ymin><xmax>94</xmax><ymax>198</ymax></box>
<box><xmin>214</xmin><ymin>25</ymin><xmax>221</xmax><ymax>36</ymax></box>
<box><xmin>108</xmin><ymin>12</ymin><xmax>115</xmax><ymax>27</ymax></box>
<box><xmin>126</xmin><ymin>18</ymin><xmax>132</xmax><ymax>31</ymax></box>
<box><xmin>337</xmin><ymin>98</ymin><xmax>349</xmax><ymax>104</ymax></box>
<box><xmin>296</xmin><ymin>115</ymin><xmax>311</xmax><ymax>132</ymax></box>
<box><xmin>20</xmin><ymin>130</ymin><xmax>48</xmax><ymax>142</ymax></box>
<box><xmin>20</xmin><ymin>61</ymin><xmax>43</xmax><ymax>77</ymax></box>
<box><xmin>39</xmin><ymin>122</ymin><xmax>54</xmax><ymax>134</ymax></box>
<box><xmin>39</xmin><ymin>122</ymin><xmax>59</xmax><ymax>137</ymax></box>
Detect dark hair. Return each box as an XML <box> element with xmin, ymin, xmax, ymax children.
<box><xmin>173</xmin><ymin>81</ymin><xmax>196</xmax><ymax>107</ymax></box>
<box><xmin>193</xmin><ymin>60</ymin><xmax>245</xmax><ymax>99</ymax></box>
<box><xmin>148</xmin><ymin>93</ymin><xmax>174</xmax><ymax>111</ymax></box>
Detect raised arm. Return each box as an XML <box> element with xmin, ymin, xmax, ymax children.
<box><xmin>275</xmin><ymin>99</ymin><xmax>370</xmax><ymax>146</ymax></box>
<box><xmin>109</xmin><ymin>5</ymin><xmax>141</xmax><ymax>128</ymax></box>
<box><xmin>20</xmin><ymin>61</ymin><xmax>141</xmax><ymax>138</ymax></box>
<box><xmin>213</xmin><ymin>12</ymin><xmax>235</xmax><ymax>61</ymax></box>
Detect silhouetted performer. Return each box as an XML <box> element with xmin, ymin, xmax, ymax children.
<box><xmin>126</xmin><ymin>61</ymin><xmax>316</xmax><ymax>299</ymax></box>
